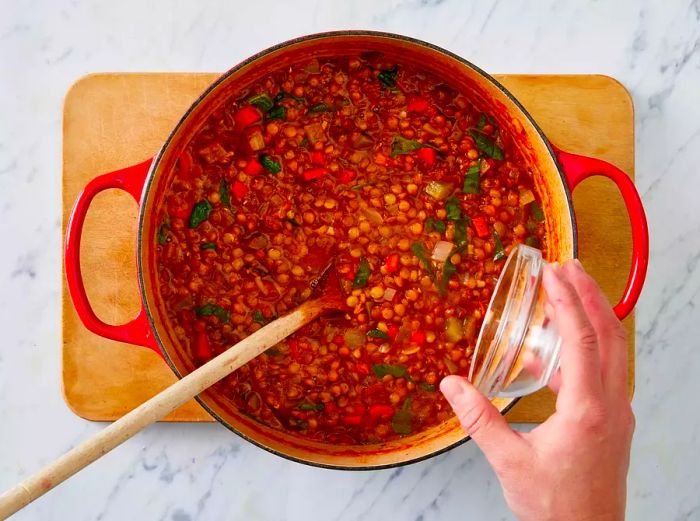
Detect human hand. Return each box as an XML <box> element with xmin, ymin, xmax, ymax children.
<box><xmin>440</xmin><ymin>260</ymin><xmax>634</xmax><ymax>521</ymax></box>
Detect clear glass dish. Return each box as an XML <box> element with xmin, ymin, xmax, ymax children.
<box><xmin>468</xmin><ymin>244</ymin><xmax>561</xmax><ymax>398</ymax></box>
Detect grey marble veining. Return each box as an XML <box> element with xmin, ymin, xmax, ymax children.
<box><xmin>1</xmin><ymin>0</ymin><xmax>699</xmax><ymax>519</ymax></box>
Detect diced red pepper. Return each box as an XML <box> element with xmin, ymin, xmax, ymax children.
<box><xmin>387</xmin><ymin>325</ymin><xmax>399</xmax><ymax>341</ymax></box>
<box><xmin>194</xmin><ymin>331</ymin><xmax>213</xmax><ymax>361</ymax></box>
<box><xmin>352</xmin><ymin>404</ymin><xmax>366</xmax><ymax>415</ymax></box>
<box><xmin>288</xmin><ymin>339</ymin><xmax>300</xmax><ymax>360</ymax></box>
<box><xmin>333</xmin><ymin>335</ymin><xmax>345</xmax><ymax>345</ymax></box>
<box><xmin>302</xmin><ymin>167</ymin><xmax>329</xmax><ymax>182</ymax></box>
<box><xmin>473</xmin><ymin>217</ymin><xmax>490</xmax><ymax>238</ymax></box>
<box><xmin>356</xmin><ymin>362</ymin><xmax>370</xmax><ymax>376</ymax></box>
<box><xmin>232</xmin><ymin>180</ymin><xmax>248</xmax><ymax>200</ymax></box>
<box><xmin>407</xmin><ymin>96</ymin><xmax>430</xmax><ymax>113</ymax></box>
<box><xmin>244</xmin><ymin>158</ymin><xmax>264</xmax><ymax>176</ymax></box>
<box><xmin>324</xmin><ymin>402</ymin><xmax>337</xmax><ymax>414</ymax></box>
<box><xmin>345</xmin><ymin>269</ymin><xmax>356</xmax><ymax>281</ymax></box>
<box><xmin>369</xmin><ymin>404</ymin><xmax>395</xmax><ymax>421</ymax></box>
<box><xmin>234</xmin><ymin>106</ymin><xmax>262</xmax><ymax>128</ymax></box>
<box><xmin>385</xmin><ymin>253</ymin><xmax>400</xmax><ymax>273</ymax></box>
<box><xmin>342</xmin><ymin>415</ymin><xmax>363</xmax><ymax>426</ymax></box>
<box><xmin>410</xmin><ymin>330</ymin><xmax>426</xmax><ymax>345</ymax></box>
<box><xmin>337</xmin><ymin>169</ymin><xmax>356</xmax><ymax>184</ymax></box>
<box><xmin>177</xmin><ymin>151</ymin><xmax>192</xmax><ymax>178</ymax></box>
<box><xmin>417</xmin><ymin>147</ymin><xmax>436</xmax><ymax>166</ymax></box>
<box><xmin>310</xmin><ymin>150</ymin><xmax>326</xmax><ymax>166</ymax></box>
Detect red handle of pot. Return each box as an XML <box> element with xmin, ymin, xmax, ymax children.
<box><xmin>556</xmin><ymin>149</ymin><xmax>649</xmax><ymax>320</ymax></box>
<box><xmin>64</xmin><ymin>158</ymin><xmax>160</xmax><ymax>354</ymax></box>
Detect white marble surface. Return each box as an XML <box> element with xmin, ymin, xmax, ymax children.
<box><xmin>1</xmin><ymin>0</ymin><xmax>699</xmax><ymax>519</ymax></box>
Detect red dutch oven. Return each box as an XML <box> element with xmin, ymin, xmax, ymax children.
<box><xmin>65</xmin><ymin>31</ymin><xmax>648</xmax><ymax>469</ymax></box>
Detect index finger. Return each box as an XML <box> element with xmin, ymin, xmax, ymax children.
<box><xmin>542</xmin><ymin>264</ymin><xmax>603</xmax><ymax>401</ymax></box>
<box><xmin>563</xmin><ymin>260</ymin><xmax>629</xmax><ymax>398</ymax></box>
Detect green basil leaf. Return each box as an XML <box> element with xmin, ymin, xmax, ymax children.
<box><xmin>247</xmin><ymin>93</ymin><xmax>274</xmax><ymax>112</ymax></box>
<box><xmin>477</xmin><ymin>114</ymin><xmax>487</xmax><ymax>130</ymax></box>
<box><xmin>200</xmin><ymin>242</ymin><xmax>216</xmax><ymax>250</ymax></box>
<box><xmin>425</xmin><ymin>217</ymin><xmax>448</xmax><ymax>234</ymax></box>
<box><xmin>454</xmin><ymin>218</ymin><xmax>469</xmax><ymax>248</ymax></box>
<box><xmin>298</xmin><ymin>402</ymin><xmax>325</xmax><ymax>411</ymax></box>
<box><xmin>285</xmin><ymin>217</ymin><xmax>300</xmax><ymax>227</ymax></box>
<box><xmin>367</xmin><ymin>329</ymin><xmax>389</xmax><ymax>340</ymax></box>
<box><xmin>391</xmin><ymin>135</ymin><xmax>424</xmax><ymax>157</ymax></box>
<box><xmin>493</xmin><ymin>230</ymin><xmax>506</xmax><ymax>261</ymax></box>
<box><xmin>253</xmin><ymin>309</ymin><xmax>272</xmax><ymax>325</ymax></box>
<box><xmin>196</xmin><ymin>303</ymin><xmax>229</xmax><ymax>323</ymax></box>
<box><xmin>469</xmin><ymin>129</ymin><xmax>504</xmax><ymax>160</ymax></box>
<box><xmin>463</xmin><ymin>160</ymin><xmax>481</xmax><ymax>194</ymax></box>
<box><xmin>189</xmin><ymin>200</ymin><xmax>212</xmax><ymax>228</ymax></box>
<box><xmin>266</xmin><ymin>347</ymin><xmax>282</xmax><ymax>356</ymax></box>
<box><xmin>299</xmin><ymin>137</ymin><xmax>309</xmax><ymax>149</ymax></box>
<box><xmin>219</xmin><ymin>179</ymin><xmax>231</xmax><ymax>207</ymax></box>
<box><xmin>377</xmin><ymin>65</ymin><xmax>398</xmax><ymax>88</ymax></box>
<box><xmin>260</xmin><ymin>154</ymin><xmax>281</xmax><ymax>174</ymax></box>
<box><xmin>438</xmin><ymin>254</ymin><xmax>458</xmax><ymax>295</ymax></box>
<box><xmin>372</xmin><ymin>363</ymin><xmax>409</xmax><ymax>379</ymax></box>
<box><xmin>267</xmin><ymin>105</ymin><xmax>286</xmax><ymax>121</ymax></box>
<box><xmin>391</xmin><ymin>396</ymin><xmax>413</xmax><ymax>434</ymax></box>
<box><xmin>411</xmin><ymin>241</ymin><xmax>435</xmax><ymax>279</ymax></box>
<box><xmin>274</xmin><ymin>92</ymin><xmax>305</xmax><ymax>103</ymax></box>
<box><xmin>419</xmin><ymin>382</ymin><xmax>436</xmax><ymax>392</ymax></box>
<box><xmin>526</xmin><ymin>218</ymin><xmax>538</xmax><ymax>234</ymax></box>
<box><xmin>352</xmin><ymin>257</ymin><xmax>371</xmax><ymax>289</ymax></box>
<box><xmin>308</xmin><ymin>103</ymin><xmax>333</xmax><ymax>114</ymax></box>
<box><xmin>530</xmin><ymin>201</ymin><xmax>545</xmax><ymax>222</ymax></box>
<box><xmin>445</xmin><ymin>197</ymin><xmax>462</xmax><ymax>221</ymax></box>
<box><xmin>525</xmin><ymin>236</ymin><xmax>540</xmax><ymax>248</ymax></box>
<box><xmin>157</xmin><ymin>223</ymin><xmax>168</xmax><ymax>245</ymax></box>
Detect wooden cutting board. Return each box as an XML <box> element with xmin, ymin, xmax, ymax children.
<box><xmin>62</xmin><ymin>73</ymin><xmax>635</xmax><ymax>423</ymax></box>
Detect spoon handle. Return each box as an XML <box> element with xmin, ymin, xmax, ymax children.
<box><xmin>0</xmin><ymin>298</ymin><xmax>327</xmax><ymax>519</ymax></box>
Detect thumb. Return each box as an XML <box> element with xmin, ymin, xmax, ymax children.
<box><xmin>440</xmin><ymin>376</ymin><xmax>528</xmax><ymax>469</ymax></box>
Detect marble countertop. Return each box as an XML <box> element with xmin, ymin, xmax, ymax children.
<box><xmin>1</xmin><ymin>0</ymin><xmax>699</xmax><ymax>519</ymax></box>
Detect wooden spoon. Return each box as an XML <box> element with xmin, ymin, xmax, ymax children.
<box><xmin>0</xmin><ymin>265</ymin><xmax>342</xmax><ymax>519</ymax></box>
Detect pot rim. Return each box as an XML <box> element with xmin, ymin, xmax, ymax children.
<box><xmin>137</xmin><ymin>29</ymin><xmax>577</xmax><ymax>470</ymax></box>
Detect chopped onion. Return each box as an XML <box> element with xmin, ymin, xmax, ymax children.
<box><xmin>248</xmin><ymin>233</ymin><xmax>269</xmax><ymax>250</ymax></box>
<box><xmin>304</xmin><ymin>123</ymin><xmax>324</xmax><ymax>144</ymax></box>
<box><xmin>361</xmin><ymin>207</ymin><xmax>384</xmax><ymax>225</ymax></box>
<box><xmin>444</xmin><ymin>357</ymin><xmax>458</xmax><ymax>374</ymax></box>
<box><xmin>432</xmin><ymin>240</ymin><xmax>454</xmax><ymax>262</ymax></box>
<box><xmin>245</xmin><ymin>391</ymin><xmax>262</xmax><ymax>412</ymax></box>
<box><xmin>422</xmin><ymin>123</ymin><xmax>441</xmax><ymax>136</ymax></box>
<box><xmin>519</xmin><ymin>188</ymin><xmax>535</xmax><ymax>206</ymax></box>
<box><xmin>445</xmin><ymin>317</ymin><xmax>463</xmax><ymax>342</ymax></box>
<box><xmin>248</xmin><ymin>131</ymin><xmax>265</xmax><ymax>151</ymax></box>
<box><xmin>383</xmin><ymin>287</ymin><xmax>397</xmax><ymax>302</ymax></box>
<box><xmin>424</xmin><ymin>180</ymin><xmax>454</xmax><ymax>201</ymax></box>
<box><xmin>402</xmin><ymin>345</ymin><xmax>421</xmax><ymax>355</ymax></box>
<box><xmin>463</xmin><ymin>316</ymin><xmax>478</xmax><ymax>341</ymax></box>
<box><xmin>378</xmin><ymin>343</ymin><xmax>392</xmax><ymax>354</ymax></box>
<box><xmin>344</xmin><ymin>328</ymin><xmax>365</xmax><ymax>349</ymax></box>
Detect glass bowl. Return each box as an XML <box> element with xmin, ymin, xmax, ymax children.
<box><xmin>468</xmin><ymin>244</ymin><xmax>561</xmax><ymax>398</ymax></box>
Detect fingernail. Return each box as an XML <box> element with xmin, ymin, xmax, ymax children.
<box><xmin>573</xmin><ymin>258</ymin><xmax>584</xmax><ymax>271</ymax></box>
<box><xmin>544</xmin><ymin>262</ymin><xmax>561</xmax><ymax>279</ymax></box>
<box><xmin>440</xmin><ymin>376</ymin><xmax>467</xmax><ymax>406</ymax></box>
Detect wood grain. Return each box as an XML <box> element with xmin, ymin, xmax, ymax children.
<box><xmin>61</xmin><ymin>73</ymin><xmax>635</xmax><ymax>423</ymax></box>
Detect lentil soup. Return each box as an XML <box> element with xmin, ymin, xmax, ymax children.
<box><xmin>155</xmin><ymin>53</ymin><xmax>547</xmax><ymax>445</ymax></box>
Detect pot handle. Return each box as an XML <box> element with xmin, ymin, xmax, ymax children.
<box><xmin>64</xmin><ymin>158</ymin><xmax>160</xmax><ymax>354</ymax></box>
<box><xmin>555</xmin><ymin>148</ymin><xmax>649</xmax><ymax>320</ymax></box>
